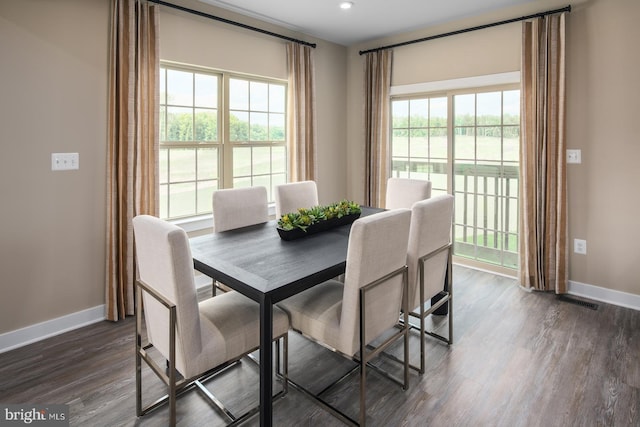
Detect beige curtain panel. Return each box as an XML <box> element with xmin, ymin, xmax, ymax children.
<box><xmin>519</xmin><ymin>12</ymin><xmax>568</xmax><ymax>293</ymax></box>
<box><xmin>106</xmin><ymin>0</ymin><xmax>159</xmax><ymax>321</ymax></box>
<box><xmin>364</xmin><ymin>50</ymin><xmax>393</xmax><ymax>208</ymax></box>
<box><xmin>286</xmin><ymin>42</ymin><xmax>317</xmax><ymax>182</ymax></box>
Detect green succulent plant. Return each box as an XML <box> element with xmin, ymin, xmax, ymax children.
<box><xmin>277</xmin><ymin>200</ymin><xmax>361</xmax><ymax>232</ymax></box>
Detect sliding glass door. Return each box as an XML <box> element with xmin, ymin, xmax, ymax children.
<box><xmin>391</xmin><ymin>86</ymin><xmax>520</xmax><ymax>270</ymax></box>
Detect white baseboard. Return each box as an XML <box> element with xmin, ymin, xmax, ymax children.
<box><xmin>568</xmin><ymin>280</ymin><xmax>640</xmax><ymax>311</ymax></box>
<box><xmin>456</xmin><ymin>262</ymin><xmax>640</xmax><ymax>312</ymax></box>
<box><xmin>0</xmin><ymin>274</ymin><xmax>211</xmax><ymax>355</ymax></box>
<box><xmin>0</xmin><ymin>305</ymin><xmax>105</xmax><ymax>354</ymax></box>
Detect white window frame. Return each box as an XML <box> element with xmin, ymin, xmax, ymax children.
<box><xmin>159</xmin><ymin>62</ymin><xmax>287</xmax><ymax>228</ymax></box>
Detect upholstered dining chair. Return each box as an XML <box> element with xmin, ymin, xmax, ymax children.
<box><xmin>274</xmin><ymin>180</ymin><xmax>319</xmax><ymax>219</ymax></box>
<box><xmin>385</xmin><ymin>177</ymin><xmax>450</xmax><ymax>315</ymax></box>
<box><xmin>406</xmin><ymin>194</ymin><xmax>454</xmax><ymax>374</ymax></box>
<box><xmin>211</xmin><ymin>186</ymin><xmax>269</xmax><ymax>293</ymax></box>
<box><xmin>212</xmin><ymin>186</ymin><xmax>269</xmax><ymax>232</ymax></box>
<box><xmin>132</xmin><ymin>215</ymin><xmax>290</xmax><ymax>426</ymax></box>
<box><xmin>385</xmin><ymin>177</ymin><xmax>432</xmax><ymax>209</ymax></box>
<box><xmin>278</xmin><ymin>209</ymin><xmax>412</xmax><ymax>426</ymax></box>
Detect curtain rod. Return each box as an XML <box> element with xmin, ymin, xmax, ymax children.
<box><xmin>148</xmin><ymin>0</ymin><xmax>317</xmax><ymax>48</ymax></box>
<box><xmin>359</xmin><ymin>5</ymin><xmax>571</xmax><ymax>55</ymax></box>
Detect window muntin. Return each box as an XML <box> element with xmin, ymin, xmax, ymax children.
<box><xmin>159</xmin><ymin>65</ymin><xmax>287</xmax><ymax>220</ymax></box>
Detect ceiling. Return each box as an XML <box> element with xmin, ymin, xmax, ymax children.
<box><xmin>199</xmin><ymin>0</ymin><xmax>537</xmax><ymax>46</ymax></box>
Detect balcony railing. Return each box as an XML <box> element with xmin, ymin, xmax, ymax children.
<box><xmin>391</xmin><ymin>159</ymin><xmax>519</xmax><ymax>269</ymax></box>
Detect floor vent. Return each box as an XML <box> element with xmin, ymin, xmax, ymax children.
<box><xmin>558</xmin><ymin>294</ymin><xmax>599</xmax><ymax>310</ymax></box>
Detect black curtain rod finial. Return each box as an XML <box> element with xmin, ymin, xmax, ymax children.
<box><xmin>359</xmin><ymin>5</ymin><xmax>571</xmax><ymax>55</ymax></box>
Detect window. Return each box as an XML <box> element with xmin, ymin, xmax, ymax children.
<box><xmin>391</xmin><ymin>97</ymin><xmax>448</xmax><ymax>195</ymax></box>
<box><xmin>391</xmin><ymin>86</ymin><xmax>520</xmax><ymax>270</ymax></box>
<box><xmin>159</xmin><ymin>65</ymin><xmax>287</xmax><ymax>220</ymax></box>
<box><xmin>226</xmin><ymin>77</ymin><xmax>287</xmax><ymax>195</ymax></box>
<box><xmin>453</xmin><ymin>90</ymin><xmax>520</xmax><ymax>269</ymax></box>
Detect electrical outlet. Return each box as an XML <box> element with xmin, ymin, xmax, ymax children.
<box><xmin>574</xmin><ymin>238</ymin><xmax>587</xmax><ymax>255</ymax></box>
<box><xmin>51</xmin><ymin>153</ymin><xmax>79</xmax><ymax>171</ymax></box>
<box><xmin>567</xmin><ymin>149</ymin><xmax>582</xmax><ymax>164</ymax></box>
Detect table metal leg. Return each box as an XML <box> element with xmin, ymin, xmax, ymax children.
<box><xmin>259</xmin><ymin>297</ymin><xmax>273</xmax><ymax>426</ymax></box>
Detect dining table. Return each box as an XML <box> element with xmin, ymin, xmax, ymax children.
<box><xmin>189</xmin><ymin>206</ymin><xmax>381</xmax><ymax>426</ymax></box>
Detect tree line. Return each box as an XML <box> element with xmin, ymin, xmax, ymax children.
<box><xmin>163</xmin><ymin>111</ymin><xmax>285</xmax><ymax>142</ymax></box>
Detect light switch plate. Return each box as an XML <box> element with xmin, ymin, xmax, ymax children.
<box><xmin>51</xmin><ymin>153</ymin><xmax>79</xmax><ymax>171</ymax></box>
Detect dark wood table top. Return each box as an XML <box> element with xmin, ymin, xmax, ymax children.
<box><xmin>190</xmin><ymin>206</ymin><xmax>381</xmax><ymax>303</ymax></box>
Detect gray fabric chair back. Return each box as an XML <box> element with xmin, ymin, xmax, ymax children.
<box><xmin>212</xmin><ymin>186</ymin><xmax>269</xmax><ymax>232</ymax></box>
<box><xmin>385</xmin><ymin>177</ymin><xmax>432</xmax><ymax>209</ymax></box>
<box><xmin>275</xmin><ymin>180</ymin><xmax>319</xmax><ymax>218</ymax></box>
<box><xmin>339</xmin><ymin>209</ymin><xmax>411</xmax><ymax>356</ymax></box>
<box><xmin>407</xmin><ymin>194</ymin><xmax>454</xmax><ymax>311</ymax></box>
<box><xmin>132</xmin><ymin>215</ymin><xmax>202</xmax><ymax>377</ymax></box>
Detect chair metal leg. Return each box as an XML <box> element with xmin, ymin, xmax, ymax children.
<box><xmin>447</xmin><ymin>254</ymin><xmax>453</xmax><ymax>345</ymax></box>
<box><xmin>419</xmin><ymin>259</ymin><xmax>425</xmax><ymax>375</ymax></box>
<box><xmin>135</xmin><ymin>285</ymin><xmax>143</xmax><ymax>417</ymax></box>
<box><xmin>412</xmin><ymin>250</ymin><xmax>453</xmax><ymax>374</ymax></box>
<box><xmin>359</xmin><ymin>356</ymin><xmax>366</xmax><ymax>426</ymax></box>
<box><xmin>448</xmin><ymin>295</ymin><xmax>453</xmax><ymax>345</ymax></box>
<box><xmin>274</xmin><ymin>334</ymin><xmax>288</xmax><ymax>395</ymax></box>
<box><xmin>248</xmin><ymin>333</ymin><xmax>289</xmax><ymax>396</ymax></box>
<box><xmin>359</xmin><ymin>276</ymin><xmax>367</xmax><ymax>427</ymax></box>
<box><xmin>281</xmin><ymin>334</ymin><xmax>289</xmax><ymax>395</ymax></box>
<box><xmin>168</xmin><ymin>305</ymin><xmax>177</xmax><ymax>426</ymax></box>
<box><xmin>420</xmin><ymin>298</ymin><xmax>426</xmax><ymax>374</ymax></box>
<box><xmin>286</xmin><ymin>374</ymin><xmax>359</xmax><ymax>427</ymax></box>
<box><xmin>403</xmin><ymin>296</ymin><xmax>410</xmax><ymax>389</ymax></box>
<box><xmin>195</xmin><ymin>379</ymin><xmax>236</xmax><ymax>421</ymax></box>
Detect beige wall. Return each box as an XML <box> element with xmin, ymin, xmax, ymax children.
<box><xmin>566</xmin><ymin>0</ymin><xmax>640</xmax><ymax>296</ymax></box>
<box><xmin>0</xmin><ymin>0</ymin><xmax>348</xmax><ymax>335</ymax></box>
<box><xmin>0</xmin><ymin>0</ymin><xmax>109</xmax><ymax>333</ymax></box>
<box><xmin>347</xmin><ymin>0</ymin><xmax>640</xmax><ymax>296</ymax></box>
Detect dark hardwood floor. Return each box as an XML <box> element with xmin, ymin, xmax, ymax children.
<box><xmin>1</xmin><ymin>266</ymin><xmax>638</xmax><ymax>426</ymax></box>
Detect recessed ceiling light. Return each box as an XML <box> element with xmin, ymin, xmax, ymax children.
<box><xmin>339</xmin><ymin>2</ymin><xmax>353</xmax><ymax>10</ymax></box>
